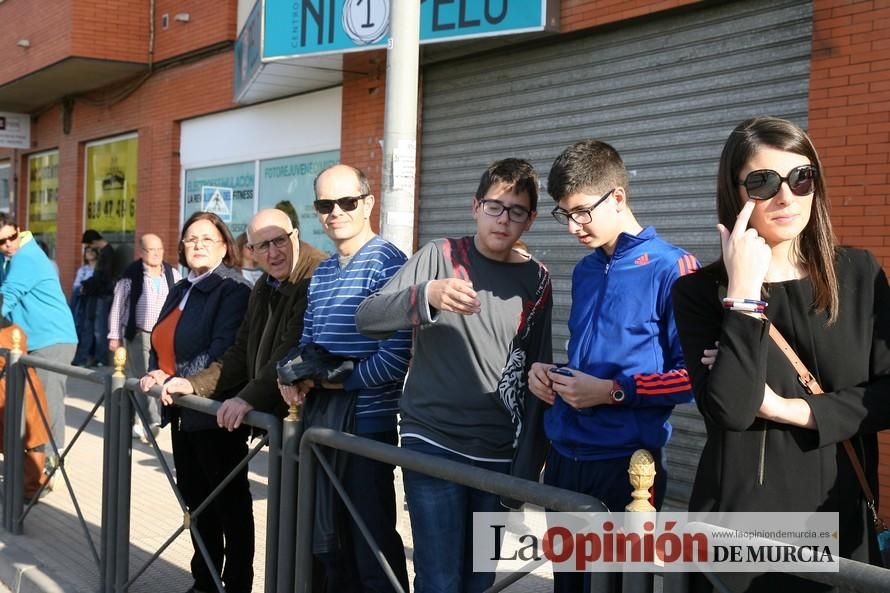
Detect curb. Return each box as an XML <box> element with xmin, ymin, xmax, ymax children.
<box><xmin>0</xmin><ymin>537</ymin><xmax>85</xmax><ymax>593</ymax></box>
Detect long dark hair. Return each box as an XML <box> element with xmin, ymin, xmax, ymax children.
<box><xmin>716</xmin><ymin>116</ymin><xmax>838</xmax><ymax>323</ymax></box>
<box><xmin>178</xmin><ymin>211</ymin><xmax>237</xmax><ymax>269</ymax></box>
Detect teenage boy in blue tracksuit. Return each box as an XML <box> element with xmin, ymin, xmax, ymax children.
<box><xmin>528</xmin><ymin>140</ymin><xmax>697</xmax><ymax>593</ymax></box>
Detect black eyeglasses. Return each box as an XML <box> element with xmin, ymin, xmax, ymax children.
<box><xmin>313</xmin><ymin>194</ymin><xmax>369</xmax><ymax>214</ymax></box>
<box><xmin>740</xmin><ymin>165</ymin><xmax>817</xmax><ymax>200</ymax></box>
<box><xmin>551</xmin><ymin>188</ymin><xmax>615</xmax><ymax>225</ymax></box>
<box><xmin>249</xmin><ymin>230</ymin><xmax>293</xmax><ymax>254</ymax></box>
<box><xmin>0</xmin><ymin>231</ymin><xmax>18</xmax><ymax>247</ymax></box>
<box><xmin>478</xmin><ymin>199</ymin><xmax>532</xmax><ymax>223</ymax></box>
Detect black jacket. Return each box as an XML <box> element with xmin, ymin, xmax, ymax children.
<box><xmin>672</xmin><ymin>248</ymin><xmax>890</xmax><ymax>592</ymax></box>
<box><xmin>151</xmin><ymin>264</ymin><xmax>251</xmax><ymax>431</ymax></box>
<box><xmin>186</xmin><ymin>241</ymin><xmax>326</xmax><ymax>415</ymax></box>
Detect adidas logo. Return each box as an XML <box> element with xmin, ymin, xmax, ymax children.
<box><xmin>634</xmin><ymin>253</ymin><xmax>650</xmax><ymax>265</ymax></box>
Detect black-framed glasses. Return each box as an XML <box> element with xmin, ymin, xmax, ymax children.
<box><xmin>740</xmin><ymin>165</ymin><xmax>817</xmax><ymax>200</ymax></box>
<box><xmin>313</xmin><ymin>194</ymin><xmax>369</xmax><ymax>214</ymax></box>
<box><xmin>0</xmin><ymin>231</ymin><xmax>19</xmax><ymax>246</ymax></box>
<box><xmin>478</xmin><ymin>198</ymin><xmax>532</xmax><ymax>223</ymax></box>
<box><xmin>249</xmin><ymin>230</ymin><xmax>293</xmax><ymax>254</ymax></box>
<box><xmin>551</xmin><ymin>188</ymin><xmax>615</xmax><ymax>225</ymax></box>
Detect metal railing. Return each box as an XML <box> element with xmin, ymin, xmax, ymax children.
<box><xmin>2</xmin><ymin>337</ymin><xmax>890</xmax><ymax>593</ymax></box>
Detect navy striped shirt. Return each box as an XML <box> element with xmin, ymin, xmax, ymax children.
<box><xmin>300</xmin><ymin>236</ymin><xmax>411</xmax><ymax>433</ymax></box>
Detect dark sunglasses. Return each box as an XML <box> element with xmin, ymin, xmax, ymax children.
<box><xmin>740</xmin><ymin>165</ymin><xmax>817</xmax><ymax>200</ymax></box>
<box><xmin>0</xmin><ymin>231</ymin><xmax>19</xmax><ymax>246</ymax></box>
<box><xmin>313</xmin><ymin>194</ymin><xmax>369</xmax><ymax>214</ymax></box>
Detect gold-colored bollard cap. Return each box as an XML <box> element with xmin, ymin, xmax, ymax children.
<box><xmin>11</xmin><ymin>327</ymin><xmax>22</xmax><ymax>354</ymax></box>
<box><xmin>626</xmin><ymin>449</ymin><xmax>657</xmax><ymax>512</ymax></box>
<box><xmin>113</xmin><ymin>346</ymin><xmax>127</xmax><ymax>377</ymax></box>
<box><xmin>286</xmin><ymin>401</ymin><xmax>301</xmax><ymax>422</ymax></box>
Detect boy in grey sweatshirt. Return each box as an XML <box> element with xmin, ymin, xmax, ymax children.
<box><xmin>356</xmin><ymin>158</ymin><xmax>552</xmax><ymax>593</ymax></box>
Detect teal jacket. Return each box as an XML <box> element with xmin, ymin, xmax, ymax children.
<box><xmin>1</xmin><ymin>232</ymin><xmax>77</xmax><ymax>350</ymax></box>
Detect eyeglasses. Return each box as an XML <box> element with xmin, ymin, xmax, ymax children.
<box><xmin>142</xmin><ymin>247</ymin><xmax>163</xmax><ymax>254</ymax></box>
<box><xmin>551</xmin><ymin>188</ymin><xmax>615</xmax><ymax>225</ymax></box>
<box><xmin>249</xmin><ymin>230</ymin><xmax>293</xmax><ymax>254</ymax></box>
<box><xmin>478</xmin><ymin>199</ymin><xmax>532</xmax><ymax>223</ymax></box>
<box><xmin>0</xmin><ymin>231</ymin><xmax>19</xmax><ymax>247</ymax></box>
<box><xmin>740</xmin><ymin>165</ymin><xmax>817</xmax><ymax>200</ymax></box>
<box><xmin>182</xmin><ymin>236</ymin><xmax>223</xmax><ymax>248</ymax></box>
<box><xmin>313</xmin><ymin>194</ymin><xmax>369</xmax><ymax>214</ymax></box>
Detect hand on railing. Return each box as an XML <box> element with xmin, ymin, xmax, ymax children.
<box><xmin>139</xmin><ymin>369</ymin><xmax>170</xmax><ymax>394</ymax></box>
<box><xmin>160</xmin><ymin>377</ymin><xmax>194</xmax><ymax>406</ymax></box>
<box><xmin>217</xmin><ymin>397</ymin><xmax>254</xmax><ymax>431</ymax></box>
<box><xmin>279</xmin><ymin>380</ymin><xmax>306</xmax><ymax>407</ymax></box>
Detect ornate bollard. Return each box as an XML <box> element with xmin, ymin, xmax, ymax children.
<box><xmin>624</xmin><ymin>449</ymin><xmax>657</xmax><ymax>592</ymax></box>
<box><xmin>277</xmin><ymin>400</ymin><xmax>303</xmax><ymax>593</ymax></box>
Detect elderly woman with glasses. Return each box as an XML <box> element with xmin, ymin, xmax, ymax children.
<box><xmin>672</xmin><ymin>117</ymin><xmax>890</xmax><ymax>592</ymax></box>
<box><xmin>139</xmin><ymin>211</ymin><xmax>252</xmax><ymax>593</ymax></box>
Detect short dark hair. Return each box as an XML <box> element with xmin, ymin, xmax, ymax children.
<box><xmin>178</xmin><ymin>211</ymin><xmax>237</xmax><ymax>269</ymax></box>
<box><xmin>82</xmin><ymin>229</ymin><xmax>103</xmax><ymax>243</ymax></box>
<box><xmin>0</xmin><ymin>213</ymin><xmax>17</xmax><ymax>229</ymax></box>
<box><xmin>313</xmin><ymin>164</ymin><xmax>371</xmax><ymax>198</ymax></box>
<box><xmin>547</xmin><ymin>140</ymin><xmax>629</xmax><ymax>203</ymax></box>
<box><xmin>474</xmin><ymin>158</ymin><xmax>540</xmax><ymax>212</ymax></box>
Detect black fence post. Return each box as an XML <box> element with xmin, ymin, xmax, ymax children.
<box><xmin>101</xmin><ymin>370</ymin><xmax>118</xmax><ymax>593</ymax></box>
<box><xmin>275</xmin><ymin>402</ymin><xmax>302</xmax><ymax>593</ymax></box>
<box><xmin>4</xmin><ymin>332</ymin><xmax>25</xmax><ymax>534</ymax></box>
<box><xmin>294</xmin><ymin>423</ymin><xmax>316</xmax><ymax>593</ymax></box>
<box><xmin>112</xmin><ymin>349</ymin><xmax>131</xmax><ymax>592</ymax></box>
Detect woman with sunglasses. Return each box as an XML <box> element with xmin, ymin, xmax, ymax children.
<box><xmin>138</xmin><ymin>211</ymin><xmax>252</xmax><ymax>593</ymax></box>
<box><xmin>672</xmin><ymin>117</ymin><xmax>890</xmax><ymax>591</ymax></box>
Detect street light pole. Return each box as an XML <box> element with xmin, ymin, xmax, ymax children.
<box><xmin>379</xmin><ymin>0</ymin><xmax>420</xmax><ymax>256</ymax></box>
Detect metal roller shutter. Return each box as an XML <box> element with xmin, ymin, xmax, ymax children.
<box><xmin>418</xmin><ymin>0</ymin><xmax>812</xmax><ymax>509</ymax></box>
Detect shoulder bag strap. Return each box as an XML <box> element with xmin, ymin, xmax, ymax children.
<box><xmin>768</xmin><ymin>323</ymin><xmax>886</xmax><ymax>529</ymax></box>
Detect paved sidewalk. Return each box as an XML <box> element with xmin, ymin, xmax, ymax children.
<box><xmin>0</xmin><ymin>371</ymin><xmax>556</xmax><ymax>593</ymax></box>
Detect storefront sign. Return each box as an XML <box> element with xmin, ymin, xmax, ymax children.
<box><xmin>184</xmin><ymin>162</ymin><xmax>255</xmax><ymax>236</ymax></box>
<box><xmin>263</xmin><ymin>0</ymin><xmax>557</xmax><ymax>59</ymax></box>
<box><xmin>28</xmin><ymin>151</ymin><xmax>58</xmax><ymax>235</ymax></box>
<box><xmin>258</xmin><ymin>150</ymin><xmax>339</xmax><ymax>253</ymax></box>
<box><xmin>85</xmin><ymin>137</ymin><xmax>138</xmax><ymax>233</ymax></box>
<box><xmin>0</xmin><ymin>112</ymin><xmax>30</xmax><ymax>149</ymax></box>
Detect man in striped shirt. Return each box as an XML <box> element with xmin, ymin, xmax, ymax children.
<box><xmin>279</xmin><ymin>163</ymin><xmax>410</xmax><ymax>593</ymax></box>
<box><xmin>108</xmin><ymin>233</ymin><xmax>180</xmax><ymax>442</ymax></box>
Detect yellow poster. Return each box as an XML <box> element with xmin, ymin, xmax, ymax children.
<box><xmin>85</xmin><ymin>137</ymin><xmax>137</xmax><ymax>233</ymax></box>
<box><xmin>28</xmin><ymin>152</ymin><xmax>59</xmax><ymax>235</ymax></box>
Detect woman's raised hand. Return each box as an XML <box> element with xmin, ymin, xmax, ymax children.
<box><xmin>718</xmin><ymin>200</ymin><xmax>771</xmax><ymax>299</ymax></box>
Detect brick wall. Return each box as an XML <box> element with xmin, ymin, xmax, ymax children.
<box><xmin>808</xmin><ymin>0</ymin><xmax>890</xmax><ymax>520</ymax></box>
<box><xmin>560</xmin><ymin>0</ymin><xmax>701</xmax><ymax>31</ymax></box>
<box><xmin>70</xmin><ymin>0</ymin><xmax>150</xmax><ymax>63</ymax></box>
<box><xmin>17</xmin><ymin>50</ymin><xmax>237</xmax><ymax>293</ymax></box>
<box><xmin>151</xmin><ymin>0</ymin><xmax>238</xmax><ymax>63</ymax></box>
<box><xmin>340</xmin><ymin>51</ymin><xmax>388</xmax><ymax>232</ymax></box>
<box><xmin>0</xmin><ymin>0</ymin><xmax>74</xmax><ymax>85</ymax></box>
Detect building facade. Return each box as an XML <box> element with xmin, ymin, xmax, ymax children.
<box><xmin>1</xmin><ymin>0</ymin><xmax>888</xmax><ymax>512</ymax></box>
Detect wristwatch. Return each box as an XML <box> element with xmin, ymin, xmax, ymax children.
<box><xmin>610</xmin><ymin>380</ymin><xmax>625</xmax><ymax>404</ymax></box>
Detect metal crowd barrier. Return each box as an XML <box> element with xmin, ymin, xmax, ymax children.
<box><xmin>2</xmin><ymin>335</ymin><xmax>890</xmax><ymax>593</ymax></box>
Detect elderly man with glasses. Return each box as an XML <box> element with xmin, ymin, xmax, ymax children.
<box><xmin>108</xmin><ymin>233</ymin><xmax>180</xmax><ymax>443</ymax></box>
<box><xmin>161</xmin><ymin>207</ymin><xmax>327</xmax><ymax>431</ymax></box>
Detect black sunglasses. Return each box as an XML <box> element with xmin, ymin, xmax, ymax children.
<box><xmin>313</xmin><ymin>194</ymin><xmax>369</xmax><ymax>214</ymax></box>
<box><xmin>0</xmin><ymin>231</ymin><xmax>19</xmax><ymax>247</ymax></box>
<box><xmin>740</xmin><ymin>165</ymin><xmax>817</xmax><ymax>200</ymax></box>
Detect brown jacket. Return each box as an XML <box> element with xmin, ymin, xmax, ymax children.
<box><xmin>188</xmin><ymin>240</ymin><xmax>327</xmax><ymax>416</ymax></box>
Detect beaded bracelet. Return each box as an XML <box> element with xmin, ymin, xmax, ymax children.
<box><xmin>721</xmin><ymin>297</ymin><xmax>767</xmax><ymax>313</ymax></box>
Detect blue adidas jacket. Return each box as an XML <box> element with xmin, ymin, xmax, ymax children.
<box><xmin>545</xmin><ymin>226</ymin><xmax>698</xmax><ymax>460</ymax></box>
